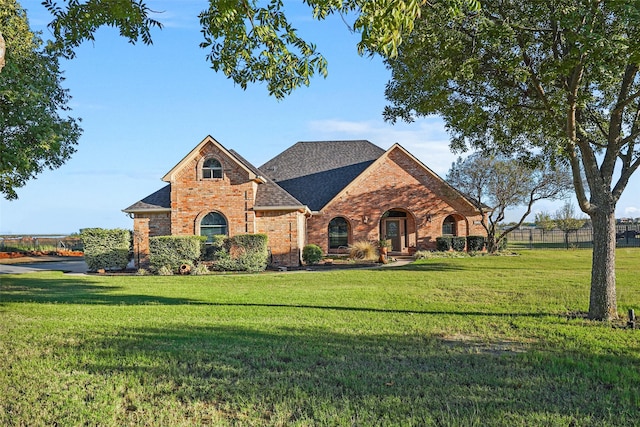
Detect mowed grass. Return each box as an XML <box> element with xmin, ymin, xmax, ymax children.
<box><xmin>1</xmin><ymin>250</ymin><xmax>639</xmax><ymax>426</ymax></box>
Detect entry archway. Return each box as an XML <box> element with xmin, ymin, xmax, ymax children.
<box><xmin>380</xmin><ymin>209</ymin><xmax>416</xmax><ymax>252</ymax></box>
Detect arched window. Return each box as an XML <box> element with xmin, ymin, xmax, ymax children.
<box><xmin>442</xmin><ymin>215</ymin><xmax>457</xmax><ymax>236</ymax></box>
<box><xmin>328</xmin><ymin>217</ymin><xmax>349</xmax><ymax>249</ymax></box>
<box><xmin>200</xmin><ymin>212</ymin><xmax>227</xmax><ymax>242</ymax></box>
<box><xmin>202</xmin><ymin>158</ymin><xmax>223</xmax><ymax>179</ymax></box>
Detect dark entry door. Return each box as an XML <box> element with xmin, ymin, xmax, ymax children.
<box><xmin>386</xmin><ymin>220</ymin><xmax>401</xmax><ymax>252</ymax></box>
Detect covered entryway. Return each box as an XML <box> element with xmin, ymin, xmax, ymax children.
<box><xmin>380</xmin><ymin>209</ymin><xmax>416</xmax><ymax>253</ymax></box>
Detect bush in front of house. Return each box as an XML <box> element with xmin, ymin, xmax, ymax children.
<box><xmin>452</xmin><ymin>236</ymin><xmax>467</xmax><ymax>252</ymax></box>
<box><xmin>348</xmin><ymin>240</ymin><xmax>377</xmax><ymax>261</ymax></box>
<box><xmin>302</xmin><ymin>244</ymin><xmax>323</xmax><ymax>265</ymax></box>
<box><xmin>81</xmin><ymin>228</ymin><xmax>131</xmax><ymax>271</ymax></box>
<box><xmin>149</xmin><ymin>235</ymin><xmax>206</xmax><ymax>273</ymax></box>
<box><xmin>435</xmin><ymin>236</ymin><xmax>453</xmax><ymax>251</ymax></box>
<box><xmin>213</xmin><ymin>234</ymin><xmax>269</xmax><ymax>272</ymax></box>
<box><xmin>201</xmin><ymin>235</ymin><xmax>227</xmax><ymax>261</ymax></box>
<box><xmin>466</xmin><ymin>235</ymin><xmax>486</xmax><ymax>252</ymax></box>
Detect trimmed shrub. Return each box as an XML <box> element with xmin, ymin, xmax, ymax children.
<box><xmin>202</xmin><ymin>235</ymin><xmax>227</xmax><ymax>261</ymax></box>
<box><xmin>435</xmin><ymin>236</ymin><xmax>452</xmax><ymax>252</ymax></box>
<box><xmin>81</xmin><ymin>228</ymin><xmax>131</xmax><ymax>271</ymax></box>
<box><xmin>214</xmin><ymin>234</ymin><xmax>268</xmax><ymax>272</ymax></box>
<box><xmin>452</xmin><ymin>236</ymin><xmax>467</xmax><ymax>252</ymax></box>
<box><xmin>348</xmin><ymin>240</ymin><xmax>377</xmax><ymax>261</ymax></box>
<box><xmin>149</xmin><ymin>235</ymin><xmax>206</xmax><ymax>273</ymax></box>
<box><xmin>467</xmin><ymin>235</ymin><xmax>486</xmax><ymax>252</ymax></box>
<box><xmin>302</xmin><ymin>244</ymin><xmax>323</xmax><ymax>265</ymax></box>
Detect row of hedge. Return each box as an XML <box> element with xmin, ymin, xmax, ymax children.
<box><xmin>149</xmin><ymin>234</ymin><xmax>269</xmax><ymax>273</ymax></box>
<box><xmin>435</xmin><ymin>235</ymin><xmax>507</xmax><ymax>252</ymax></box>
<box><xmin>81</xmin><ymin>229</ymin><xmax>270</xmax><ymax>273</ymax></box>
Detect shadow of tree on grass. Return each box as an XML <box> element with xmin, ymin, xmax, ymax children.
<box><xmin>0</xmin><ymin>274</ymin><xmax>202</xmax><ymax>305</ymax></box>
<box><xmin>51</xmin><ymin>325</ymin><xmax>640</xmax><ymax>426</ymax></box>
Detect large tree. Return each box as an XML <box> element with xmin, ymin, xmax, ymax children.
<box><xmin>384</xmin><ymin>1</ymin><xmax>640</xmax><ymax>320</ymax></box>
<box><xmin>447</xmin><ymin>153</ymin><xmax>571</xmax><ymax>253</ymax></box>
<box><xmin>0</xmin><ymin>0</ymin><xmax>81</xmax><ymax>200</ymax></box>
<box><xmin>4</xmin><ymin>0</ymin><xmax>476</xmax><ymax>199</ymax></box>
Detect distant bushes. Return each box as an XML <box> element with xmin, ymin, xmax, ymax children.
<box><xmin>81</xmin><ymin>228</ymin><xmax>131</xmax><ymax>271</ymax></box>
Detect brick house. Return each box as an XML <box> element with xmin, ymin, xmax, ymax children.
<box><xmin>124</xmin><ymin>135</ymin><xmax>486</xmax><ymax>267</ymax></box>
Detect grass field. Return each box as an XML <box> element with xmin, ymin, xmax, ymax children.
<box><xmin>1</xmin><ymin>250</ymin><xmax>639</xmax><ymax>426</ymax></box>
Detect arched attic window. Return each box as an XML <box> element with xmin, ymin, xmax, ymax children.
<box><xmin>202</xmin><ymin>158</ymin><xmax>223</xmax><ymax>179</ymax></box>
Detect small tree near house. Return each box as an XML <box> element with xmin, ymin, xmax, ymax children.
<box><xmin>446</xmin><ymin>153</ymin><xmax>572</xmax><ymax>253</ymax></box>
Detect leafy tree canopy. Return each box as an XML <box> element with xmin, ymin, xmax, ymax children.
<box><xmin>0</xmin><ymin>0</ymin><xmax>81</xmax><ymax>200</ymax></box>
<box><xmin>41</xmin><ymin>0</ymin><xmax>479</xmax><ymax>99</ymax></box>
<box><xmin>384</xmin><ymin>0</ymin><xmax>640</xmax><ymax>319</ymax></box>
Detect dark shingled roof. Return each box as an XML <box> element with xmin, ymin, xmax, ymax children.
<box><xmin>229</xmin><ymin>149</ymin><xmax>305</xmax><ymax>208</ymax></box>
<box><xmin>259</xmin><ymin>140</ymin><xmax>385</xmax><ymax>211</ymax></box>
<box><xmin>123</xmin><ymin>184</ymin><xmax>171</xmax><ymax>212</ymax></box>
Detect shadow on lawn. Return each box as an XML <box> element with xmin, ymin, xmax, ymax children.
<box><xmin>68</xmin><ymin>324</ymin><xmax>639</xmax><ymax>425</ymax></box>
<box><xmin>0</xmin><ymin>274</ymin><xmax>201</xmax><ymax>305</ymax></box>
<box><xmin>0</xmin><ymin>274</ymin><xmax>552</xmax><ymax>317</ymax></box>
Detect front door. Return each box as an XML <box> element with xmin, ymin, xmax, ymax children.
<box><xmin>386</xmin><ymin>220</ymin><xmax>401</xmax><ymax>252</ymax></box>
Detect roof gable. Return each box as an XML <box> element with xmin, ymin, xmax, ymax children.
<box><xmin>259</xmin><ymin>140</ymin><xmax>385</xmax><ymax>211</ymax></box>
<box><xmin>162</xmin><ymin>135</ymin><xmax>259</xmax><ymax>183</ymax></box>
<box><xmin>323</xmin><ymin>143</ymin><xmax>480</xmax><ymax>212</ymax></box>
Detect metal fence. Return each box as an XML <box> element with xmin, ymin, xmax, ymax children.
<box><xmin>506</xmin><ymin>224</ymin><xmax>640</xmax><ymax>249</ymax></box>
<box><xmin>0</xmin><ymin>235</ymin><xmax>83</xmax><ymax>252</ymax></box>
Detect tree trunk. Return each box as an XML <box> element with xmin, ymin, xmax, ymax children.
<box><xmin>588</xmin><ymin>208</ymin><xmax>618</xmax><ymax>320</ymax></box>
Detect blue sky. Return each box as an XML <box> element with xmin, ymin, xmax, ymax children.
<box><xmin>2</xmin><ymin>1</ymin><xmax>639</xmax><ymax>235</ymax></box>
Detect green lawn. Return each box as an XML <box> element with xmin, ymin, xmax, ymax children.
<box><xmin>1</xmin><ymin>250</ymin><xmax>639</xmax><ymax>426</ymax></box>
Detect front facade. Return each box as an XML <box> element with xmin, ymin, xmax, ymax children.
<box><xmin>124</xmin><ymin>136</ymin><xmax>486</xmax><ymax>267</ymax></box>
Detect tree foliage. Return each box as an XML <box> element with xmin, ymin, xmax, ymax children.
<box><xmin>0</xmin><ymin>0</ymin><xmax>81</xmax><ymax>200</ymax></box>
<box><xmin>385</xmin><ymin>1</ymin><xmax>640</xmax><ymax>320</ymax></box>
<box><xmin>447</xmin><ymin>153</ymin><xmax>571</xmax><ymax>253</ymax></box>
<box><xmin>41</xmin><ymin>0</ymin><xmax>479</xmax><ymax>99</ymax></box>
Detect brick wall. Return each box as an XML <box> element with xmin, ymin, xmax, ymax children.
<box><xmin>255</xmin><ymin>210</ymin><xmax>304</xmax><ymax>266</ymax></box>
<box><xmin>170</xmin><ymin>144</ymin><xmax>257</xmax><ymax>237</ymax></box>
<box><xmin>307</xmin><ymin>147</ymin><xmax>486</xmax><ymax>253</ymax></box>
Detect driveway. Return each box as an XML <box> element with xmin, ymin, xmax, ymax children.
<box><xmin>0</xmin><ymin>258</ymin><xmax>88</xmax><ymax>274</ymax></box>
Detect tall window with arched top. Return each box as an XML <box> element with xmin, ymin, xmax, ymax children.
<box><xmin>442</xmin><ymin>215</ymin><xmax>457</xmax><ymax>236</ymax></box>
<box><xmin>200</xmin><ymin>212</ymin><xmax>227</xmax><ymax>242</ymax></box>
<box><xmin>328</xmin><ymin>217</ymin><xmax>349</xmax><ymax>249</ymax></box>
<box><xmin>202</xmin><ymin>158</ymin><xmax>223</xmax><ymax>179</ymax></box>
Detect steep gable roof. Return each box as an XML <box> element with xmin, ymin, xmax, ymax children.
<box><xmin>162</xmin><ymin>135</ymin><xmax>259</xmax><ymax>183</ymax></box>
<box><xmin>259</xmin><ymin>140</ymin><xmax>385</xmax><ymax>211</ymax></box>
<box><xmin>323</xmin><ymin>143</ymin><xmax>480</xmax><ymax>213</ymax></box>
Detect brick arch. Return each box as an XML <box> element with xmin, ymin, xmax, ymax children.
<box><xmin>379</xmin><ymin>207</ymin><xmax>417</xmax><ymax>252</ymax></box>
<box><xmin>194</xmin><ymin>210</ymin><xmax>229</xmax><ymax>237</ymax></box>
<box><xmin>440</xmin><ymin>213</ymin><xmax>469</xmax><ymax>237</ymax></box>
<box><xmin>196</xmin><ymin>155</ymin><xmax>225</xmax><ymax>180</ymax></box>
<box><xmin>327</xmin><ymin>215</ymin><xmax>352</xmax><ymax>252</ymax></box>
